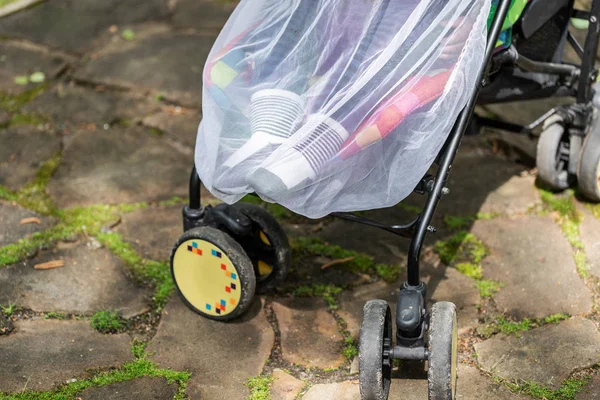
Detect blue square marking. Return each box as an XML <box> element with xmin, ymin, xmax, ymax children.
<box><xmin>220</xmin><ymin>299</ymin><xmax>226</xmax><ymax>306</ymax></box>
<box><xmin>206</xmin><ymin>303</ymin><xmax>212</xmax><ymax>311</ymax></box>
<box><xmin>230</xmin><ymin>273</ymin><xmax>237</xmax><ymax>280</ymax></box>
<box><xmin>211</xmin><ymin>249</ymin><xmax>222</xmax><ymax>258</ymax></box>
<box><xmin>192</xmin><ymin>242</ymin><xmax>198</xmax><ymax>249</ymax></box>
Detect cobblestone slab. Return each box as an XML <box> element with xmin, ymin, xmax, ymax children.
<box><xmin>302</xmin><ymin>381</ymin><xmax>360</xmax><ymax>400</ymax></box>
<box><xmin>472</xmin><ymin>217</ymin><xmax>592</xmax><ymax>319</ymax></box>
<box><xmin>47</xmin><ymin>126</ymin><xmax>191</xmax><ymax>207</ymax></box>
<box><xmin>0</xmin><ymin>319</ymin><xmax>131</xmax><ymax>392</ymax></box>
<box><xmin>147</xmin><ymin>297</ymin><xmax>273</xmax><ymax>400</ymax></box>
<box><xmin>0</xmin><ymin>201</ymin><xmax>55</xmax><ymax>247</ymax></box>
<box><xmin>115</xmin><ymin>205</ymin><xmax>182</xmax><ymax>261</ymax></box>
<box><xmin>577</xmin><ymin>372</ymin><xmax>600</xmax><ymax>399</ymax></box>
<box><xmin>0</xmin><ymin>242</ymin><xmax>150</xmax><ymax>318</ymax></box>
<box><xmin>579</xmin><ymin>206</ymin><xmax>600</xmax><ymax>277</ymax></box>
<box><xmin>272</xmin><ymin>297</ymin><xmax>345</xmax><ymax>369</ymax></box>
<box><xmin>0</xmin><ymin>41</ymin><xmax>70</xmax><ymax>94</ymax></box>
<box><xmin>271</xmin><ymin>368</ymin><xmax>304</xmax><ymax>400</ymax></box>
<box><xmin>474</xmin><ymin>318</ymin><xmax>600</xmax><ymax>389</ymax></box>
<box><xmin>172</xmin><ymin>0</ymin><xmax>237</xmax><ymax>30</ymax></box>
<box><xmin>457</xmin><ymin>364</ymin><xmax>525</xmax><ymax>399</ymax></box>
<box><xmin>74</xmin><ymin>31</ymin><xmax>215</xmax><ymax>106</ymax></box>
<box><xmin>142</xmin><ymin>110</ymin><xmax>201</xmax><ymax>149</ymax></box>
<box><xmin>78</xmin><ymin>377</ymin><xmax>177</xmax><ymax>400</ymax></box>
<box><xmin>0</xmin><ymin>0</ymin><xmax>169</xmax><ymax>54</ymax></box>
<box><xmin>23</xmin><ymin>84</ymin><xmax>160</xmax><ymax>131</ymax></box>
<box><xmin>0</xmin><ymin>125</ymin><xmax>61</xmax><ymax>191</ymax></box>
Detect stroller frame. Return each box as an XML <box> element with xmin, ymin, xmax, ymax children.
<box><xmin>178</xmin><ymin>0</ymin><xmax>600</xmax><ymax>395</ymax></box>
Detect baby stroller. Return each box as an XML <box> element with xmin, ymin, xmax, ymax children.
<box><xmin>169</xmin><ymin>0</ymin><xmax>600</xmax><ymax>398</ymax></box>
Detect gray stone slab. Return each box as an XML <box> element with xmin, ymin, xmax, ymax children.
<box><xmin>46</xmin><ymin>126</ymin><xmax>191</xmax><ymax>207</ymax></box>
<box><xmin>23</xmin><ymin>84</ymin><xmax>160</xmax><ymax>131</ymax></box>
<box><xmin>272</xmin><ymin>368</ymin><xmax>304</xmax><ymax>400</ymax></box>
<box><xmin>302</xmin><ymin>381</ymin><xmax>359</xmax><ymax>400</ymax></box>
<box><xmin>456</xmin><ymin>364</ymin><xmax>525</xmax><ymax>399</ymax></box>
<box><xmin>579</xmin><ymin>206</ymin><xmax>600</xmax><ymax>277</ymax></box>
<box><xmin>0</xmin><ymin>0</ymin><xmax>170</xmax><ymax>54</ymax></box>
<box><xmin>0</xmin><ymin>319</ymin><xmax>132</xmax><ymax>392</ymax></box>
<box><xmin>577</xmin><ymin>372</ymin><xmax>600</xmax><ymax>400</ymax></box>
<box><xmin>147</xmin><ymin>296</ymin><xmax>273</xmax><ymax>400</ymax></box>
<box><xmin>272</xmin><ymin>297</ymin><xmax>345</xmax><ymax>369</ymax></box>
<box><xmin>0</xmin><ymin>41</ymin><xmax>70</xmax><ymax>94</ymax></box>
<box><xmin>474</xmin><ymin>317</ymin><xmax>600</xmax><ymax>389</ymax></box>
<box><xmin>0</xmin><ymin>109</ymin><xmax>10</xmax><ymax>125</ymax></box>
<box><xmin>0</xmin><ymin>201</ymin><xmax>55</xmax><ymax>248</ymax></box>
<box><xmin>472</xmin><ymin>217</ymin><xmax>593</xmax><ymax>319</ymax></box>
<box><xmin>75</xmin><ymin>31</ymin><xmax>215</xmax><ymax>106</ymax></box>
<box><xmin>0</xmin><ymin>125</ymin><xmax>62</xmax><ymax>191</ymax></box>
<box><xmin>0</xmin><ymin>242</ymin><xmax>150</xmax><ymax>318</ymax></box>
<box><xmin>142</xmin><ymin>109</ymin><xmax>201</xmax><ymax>149</ymax></box>
<box><xmin>79</xmin><ymin>377</ymin><xmax>177</xmax><ymax>400</ymax></box>
<box><xmin>115</xmin><ymin>205</ymin><xmax>182</xmax><ymax>261</ymax></box>
<box><xmin>172</xmin><ymin>0</ymin><xmax>237</xmax><ymax>31</ymax></box>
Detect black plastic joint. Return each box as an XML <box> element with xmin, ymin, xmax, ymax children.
<box><xmin>182</xmin><ymin>205</ymin><xmax>206</xmax><ymax>232</ymax></box>
<box><xmin>396</xmin><ymin>287</ymin><xmax>425</xmax><ymax>333</ymax></box>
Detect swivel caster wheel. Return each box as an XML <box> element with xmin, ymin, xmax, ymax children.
<box><xmin>233</xmin><ymin>203</ymin><xmax>291</xmax><ymax>294</ymax></box>
<box><xmin>536</xmin><ymin>123</ymin><xmax>571</xmax><ymax>191</ymax></box>
<box><xmin>428</xmin><ymin>302</ymin><xmax>458</xmax><ymax>400</ymax></box>
<box><xmin>170</xmin><ymin>227</ymin><xmax>256</xmax><ymax>320</ymax></box>
<box><xmin>359</xmin><ymin>300</ymin><xmax>393</xmax><ymax>400</ymax></box>
<box><xmin>578</xmin><ymin>117</ymin><xmax>600</xmax><ymax>202</ymax></box>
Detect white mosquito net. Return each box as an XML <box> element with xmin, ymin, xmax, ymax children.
<box><xmin>195</xmin><ymin>0</ymin><xmax>491</xmax><ymax>218</ymax></box>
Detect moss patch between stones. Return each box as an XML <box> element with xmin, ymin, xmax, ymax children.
<box><xmin>292</xmin><ymin>237</ymin><xmax>401</xmax><ymax>283</ymax></box>
<box><xmin>90</xmin><ymin>310</ymin><xmax>125</xmax><ymax>333</ymax></box>
<box><xmin>291</xmin><ymin>283</ymin><xmax>343</xmax><ymax>310</ymax></box>
<box><xmin>0</xmin><ymin>341</ymin><xmax>191</xmax><ymax>400</ymax></box>
<box><xmin>443</xmin><ymin>212</ymin><xmax>499</xmax><ymax>230</ymax></box>
<box><xmin>477</xmin><ymin>313</ymin><xmax>570</xmax><ymax>338</ymax></box>
<box><xmin>497</xmin><ymin>375</ymin><xmax>591</xmax><ymax>400</ymax></box>
<box><xmin>245</xmin><ymin>374</ymin><xmax>274</xmax><ymax>400</ymax></box>
<box><xmin>434</xmin><ymin>231</ymin><xmax>501</xmax><ymax>299</ymax></box>
<box><xmin>539</xmin><ymin>189</ymin><xmax>590</xmax><ymax>278</ymax></box>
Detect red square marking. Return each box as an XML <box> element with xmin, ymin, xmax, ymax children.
<box><xmin>221</xmin><ymin>264</ymin><xmax>227</xmax><ymax>270</ymax></box>
<box><xmin>225</xmin><ymin>286</ymin><xmax>231</xmax><ymax>293</ymax></box>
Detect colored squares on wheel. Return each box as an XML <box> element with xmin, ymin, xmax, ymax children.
<box><xmin>187</xmin><ymin>242</ymin><xmax>203</xmax><ymax>256</ymax></box>
<box><xmin>212</xmin><ymin>249</ymin><xmax>222</xmax><ymax>258</ymax></box>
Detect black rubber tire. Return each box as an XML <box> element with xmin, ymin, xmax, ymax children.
<box><xmin>536</xmin><ymin>123</ymin><xmax>571</xmax><ymax>191</ymax></box>
<box><xmin>232</xmin><ymin>203</ymin><xmax>291</xmax><ymax>294</ymax></box>
<box><xmin>359</xmin><ymin>299</ymin><xmax>393</xmax><ymax>400</ymax></box>
<box><xmin>170</xmin><ymin>227</ymin><xmax>256</xmax><ymax>321</ymax></box>
<box><xmin>428</xmin><ymin>302</ymin><xmax>458</xmax><ymax>400</ymax></box>
<box><xmin>578</xmin><ymin>118</ymin><xmax>600</xmax><ymax>202</ymax></box>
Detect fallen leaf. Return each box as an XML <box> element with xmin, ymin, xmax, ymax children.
<box><xmin>34</xmin><ymin>260</ymin><xmax>65</xmax><ymax>270</ymax></box>
<box><xmin>14</xmin><ymin>75</ymin><xmax>28</xmax><ymax>85</ymax></box>
<box><xmin>108</xmin><ymin>25</ymin><xmax>118</xmax><ymax>33</ymax></box>
<box><xmin>20</xmin><ymin>217</ymin><xmax>41</xmax><ymax>225</ymax></box>
<box><xmin>321</xmin><ymin>256</ymin><xmax>355</xmax><ymax>270</ymax></box>
<box><xmin>29</xmin><ymin>72</ymin><xmax>45</xmax><ymax>83</ymax></box>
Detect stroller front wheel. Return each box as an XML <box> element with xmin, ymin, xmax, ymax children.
<box><xmin>170</xmin><ymin>227</ymin><xmax>256</xmax><ymax>321</ymax></box>
<box><xmin>536</xmin><ymin>123</ymin><xmax>571</xmax><ymax>191</ymax></box>
<box><xmin>359</xmin><ymin>299</ymin><xmax>393</xmax><ymax>400</ymax></box>
<box><xmin>427</xmin><ymin>302</ymin><xmax>458</xmax><ymax>400</ymax></box>
<box><xmin>577</xmin><ymin>120</ymin><xmax>600</xmax><ymax>202</ymax></box>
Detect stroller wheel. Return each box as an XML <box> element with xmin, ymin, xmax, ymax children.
<box><xmin>359</xmin><ymin>300</ymin><xmax>393</xmax><ymax>400</ymax></box>
<box><xmin>536</xmin><ymin>123</ymin><xmax>571</xmax><ymax>191</ymax></box>
<box><xmin>170</xmin><ymin>227</ymin><xmax>256</xmax><ymax>321</ymax></box>
<box><xmin>232</xmin><ymin>203</ymin><xmax>291</xmax><ymax>294</ymax></box>
<box><xmin>577</xmin><ymin>120</ymin><xmax>600</xmax><ymax>202</ymax></box>
<box><xmin>427</xmin><ymin>302</ymin><xmax>458</xmax><ymax>400</ymax></box>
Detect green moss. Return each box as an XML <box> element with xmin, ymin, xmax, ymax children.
<box><xmin>543</xmin><ymin>313</ymin><xmax>570</xmax><ymax>324</ymax></box>
<box><xmin>43</xmin><ymin>312</ymin><xmax>65</xmax><ymax>320</ymax></box>
<box><xmin>476</xmin><ymin>279</ymin><xmax>502</xmax><ymax>298</ymax></box>
<box><xmin>374</xmin><ymin>263</ymin><xmax>401</xmax><ymax>283</ymax></box>
<box><xmin>561</xmin><ymin>219</ymin><xmax>584</xmax><ymax>249</ymax></box>
<box><xmin>342</xmin><ymin>337</ymin><xmax>358</xmax><ymax>360</ymax></box>
<box><xmin>433</xmin><ymin>231</ymin><xmax>488</xmax><ymax>265</ymax></box>
<box><xmin>574</xmin><ymin>250</ymin><xmax>589</xmax><ymax>278</ymax></box>
<box><xmin>0</xmin><ymin>84</ymin><xmax>48</xmax><ymax>113</ymax></box>
<box><xmin>0</xmin><ymin>303</ymin><xmax>16</xmax><ymax>316</ymax></box>
<box><xmin>293</xmin><ymin>237</ymin><xmax>373</xmax><ymax>273</ymax></box>
<box><xmin>241</xmin><ymin>195</ymin><xmax>292</xmax><ymax>220</ymax></box>
<box><xmin>443</xmin><ymin>215</ymin><xmax>471</xmax><ymax>230</ymax></box>
<box><xmin>157</xmin><ymin>197</ymin><xmax>186</xmax><ymax>207</ymax></box>
<box><xmin>0</xmin><ymin>344</ymin><xmax>191</xmax><ymax>400</ymax></box>
<box><xmin>455</xmin><ymin>262</ymin><xmax>482</xmax><ymax>280</ymax></box>
<box><xmin>90</xmin><ymin>310</ymin><xmax>124</xmax><ymax>332</ymax></box>
<box><xmin>540</xmin><ymin>189</ymin><xmax>579</xmax><ymax>220</ymax></box>
<box><xmin>148</xmin><ymin>127</ymin><xmax>164</xmax><ymax>136</ymax></box>
<box><xmin>10</xmin><ymin>113</ymin><xmax>47</xmax><ymax>127</ymax></box>
<box><xmin>586</xmin><ymin>203</ymin><xmax>600</xmax><ymax>219</ymax></box>
<box><xmin>292</xmin><ymin>283</ymin><xmax>343</xmax><ymax>309</ymax></box>
<box><xmin>501</xmin><ymin>376</ymin><xmax>591</xmax><ymax>400</ymax></box>
<box><xmin>245</xmin><ymin>375</ymin><xmax>273</xmax><ymax>400</ymax></box>
<box><xmin>398</xmin><ymin>203</ymin><xmax>422</xmax><ymax>214</ymax></box>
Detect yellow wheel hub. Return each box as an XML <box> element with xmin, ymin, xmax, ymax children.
<box><xmin>172</xmin><ymin>239</ymin><xmax>241</xmax><ymax>317</ymax></box>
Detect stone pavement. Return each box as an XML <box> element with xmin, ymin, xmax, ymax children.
<box><xmin>1</xmin><ymin>0</ymin><xmax>600</xmax><ymax>399</ymax></box>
